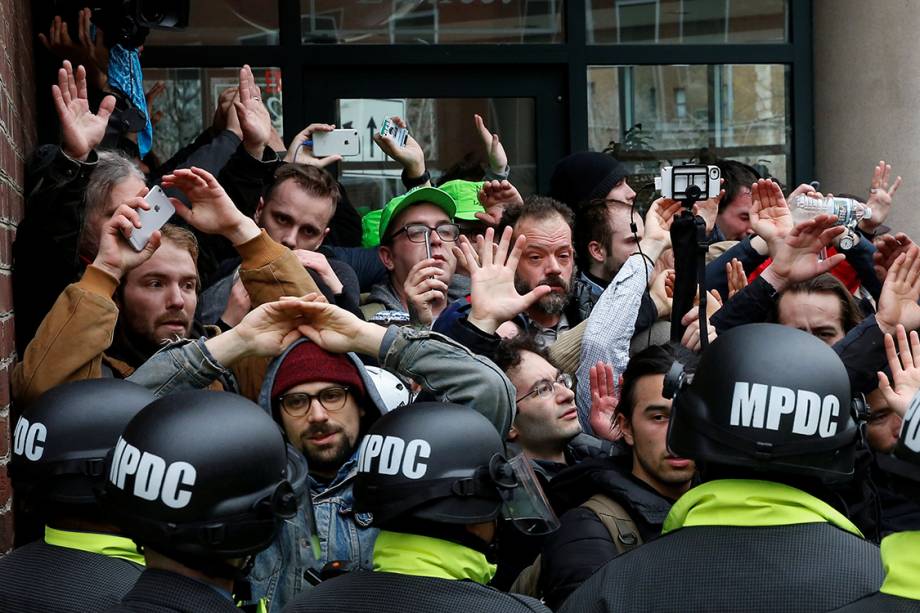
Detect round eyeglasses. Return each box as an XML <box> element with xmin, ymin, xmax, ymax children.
<box><xmin>389</xmin><ymin>223</ymin><xmax>461</xmax><ymax>243</ymax></box>
<box><xmin>277</xmin><ymin>386</ymin><xmax>351</xmax><ymax>417</ymax></box>
<box><xmin>516</xmin><ymin>373</ymin><xmax>573</xmax><ymax>403</ymax></box>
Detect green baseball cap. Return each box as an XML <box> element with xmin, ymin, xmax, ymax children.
<box><xmin>362</xmin><ymin>209</ymin><xmax>384</xmax><ymax>248</ymax></box>
<box><xmin>377</xmin><ymin>185</ymin><xmax>457</xmax><ymax>244</ymax></box>
<box><xmin>438</xmin><ymin>180</ymin><xmax>486</xmax><ymax>222</ymax></box>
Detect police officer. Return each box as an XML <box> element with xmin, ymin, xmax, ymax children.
<box><xmin>98</xmin><ymin>390</ymin><xmax>309</xmax><ymax>612</ymax></box>
<box><xmin>834</xmin><ymin>392</ymin><xmax>920</xmax><ymax>611</ymax></box>
<box><xmin>283</xmin><ymin>402</ymin><xmax>554</xmax><ymax>613</ymax></box>
<box><xmin>560</xmin><ymin>324</ymin><xmax>885</xmax><ymax>612</ymax></box>
<box><xmin>0</xmin><ymin>379</ymin><xmax>155</xmax><ymax>611</ymax></box>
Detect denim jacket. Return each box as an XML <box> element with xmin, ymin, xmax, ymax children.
<box><xmin>125</xmin><ymin>327</ymin><xmax>515</xmax><ymax>613</ymax></box>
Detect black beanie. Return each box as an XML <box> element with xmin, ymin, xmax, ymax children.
<box><xmin>549</xmin><ymin>152</ymin><xmax>629</xmax><ymax>212</ymax></box>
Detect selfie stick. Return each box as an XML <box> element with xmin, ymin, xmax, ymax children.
<box><xmin>669</xmin><ymin>184</ymin><xmax>711</xmax><ymax>349</ymax></box>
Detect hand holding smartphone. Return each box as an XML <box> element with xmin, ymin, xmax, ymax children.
<box><xmin>128</xmin><ymin>185</ymin><xmax>176</xmax><ymax>252</ymax></box>
<box><xmin>311</xmin><ymin>129</ymin><xmax>360</xmax><ymax>157</ymax></box>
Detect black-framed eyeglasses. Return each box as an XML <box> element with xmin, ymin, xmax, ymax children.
<box><xmin>277</xmin><ymin>386</ymin><xmax>351</xmax><ymax>417</ymax></box>
<box><xmin>389</xmin><ymin>223</ymin><xmax>461</xmax><ymax>243</ymax></box>
<box><xmin>516</xmin><ymin>373</ymin><xmax>573</xmax><ymax>403</ymax></box>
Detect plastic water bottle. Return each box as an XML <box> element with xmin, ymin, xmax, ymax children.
<box><xmin>789</xmin><ymin>195</ymin><xmax>872</xmax><ymax>226</ymax></box>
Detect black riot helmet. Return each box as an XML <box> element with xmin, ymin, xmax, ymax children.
<box><xmin>666</xmin><ymin>323</ymin><xmax>859</xmax><ymax>483</ymax></box>
<box><xmin>99</xmin><ymin>390</ymin><xmax>310</xmax><ymax>561</ymax></box>
<box><xmin>354</xmin><ymin>402</ymin><xmax>559</xmax><ymax>536</ymax></box>
<box><xmin>9</xmin><ymin>379</ymin><xmax>155</xmax><ymax>508</ymax></box>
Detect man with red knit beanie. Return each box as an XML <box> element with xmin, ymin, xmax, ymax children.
<box><xmin>249</xmin><ymin>297</ymin><xmax>519</xmax><ymax>613</ymax></box>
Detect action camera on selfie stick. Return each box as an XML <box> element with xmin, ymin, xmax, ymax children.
<box><xmin>655</xmin><ymin>165</ymin><xmax>721</xmax><ymax>349</ymax></box>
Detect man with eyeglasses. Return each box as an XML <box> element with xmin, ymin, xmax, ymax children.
<box><xmin>362</xmin><ymin>185</ymin><xmax>460</xmax><ymax>326</ymax></box>
<box><xmin>250</xmin><ymin>297</ymin><xmax>518</xmax><ymax>612</ymax></box>
<box><xmin>539</xmin><ymin>344</ymin><xmax>698</xmax><ymax>609</ymax></box>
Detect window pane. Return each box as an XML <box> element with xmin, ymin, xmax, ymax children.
<box><xmin>146</xmin><ymin>1</ymin><xmax>279</xmax><ymax>45</ymax></box>
<box><xmin>301</xmin><ymin>0</ymin><xmax>563</xmax><ymax>44</ymax></box>
<box><xmin>143</xmin><ymin>67</ymin><xmax>283</xmax><ymax>164</ymax></box>
<box><xmin>587</xmin><ymin>0</ymin><xmax>787</xmax><ymax>44</ymax></box>
<box><xmin>335</xmin><ymin>98</ymin><xmax>535</xmax><ymax>212</ymax></box>
<box><xmin>587</xmin><ymin>64</ymin><xmax>790</xmax><ymax>203</ymax></box>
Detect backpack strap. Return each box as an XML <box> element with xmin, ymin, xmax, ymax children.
<box><xmin>580</xmin><ymin>493</ymin><xmax>644</xmax><ymax>554</ymax></box>
<box><xmin>508</xmin><ymin>493</ymin><xmax>644</xmax><ymax>598</ymax></box>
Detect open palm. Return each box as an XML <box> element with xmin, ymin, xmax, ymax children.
<box><xmin>457</xmin><ymin>226</ymin><xmax>551</xmax><ymax>333</ymax></box>
<box><xmin>53</xmin><ymin>61</ymin><xmax>114</xmax><ymax>160</ymax></box>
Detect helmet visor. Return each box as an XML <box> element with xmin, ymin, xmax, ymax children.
<box><xmin>490</xmin><ymin>453</ymin><xmax>560</xmax><ymax>535</ymax></box>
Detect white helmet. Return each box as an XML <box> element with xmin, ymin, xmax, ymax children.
<box><xmin>365</xmin><ymin>366</ymin><xmax>413</xmax><ymax>412</ymax></box>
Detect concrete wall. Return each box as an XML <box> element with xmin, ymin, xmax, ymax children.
<box><xmin>0</xmin><ymin>0</ymin><xmax>35</xmax><ymax>554</ymax></box>
<box><xmin>814</xmin><ymin>0</ymin><xmax>920</xmax><ymax>238</ymax></box>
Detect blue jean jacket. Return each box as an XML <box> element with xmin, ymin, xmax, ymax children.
<box><xmin>250</xmin><ymin>454</ymin><xmax>377</xmax><ymax>613</ymax></box>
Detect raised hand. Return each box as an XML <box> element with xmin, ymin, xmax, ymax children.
<box><xmin>876</xmin><ymin>244</ymin><xmax>920</xmax><ymax>334</ymax></box>
<box><xmin>92</xmin><ymin>199</ymin><xmax>161</xmax><ymax>280</ymax></box>
<box><xmin>294</xmin><ymin>249</ymin><xmax>343</xmax><ymax>294</ymax></box>
<box><xmin>291</xmin><ymin>297</ymin><xmax>387</xmax><ymax>356</ymax></box>
<box><xmin>160</xmin><ymin>167</ymin><xmax>260</xmax><ymax>245</ymax></box>
<box><xmin>476</xmin><ymin>180</ymin><xmax>523</xmax><ymax>226</ymax></box>
<box><xmin>726</xmin><ymin>258</ymin><xmax>748</xmax><ymax>299</ymax></box>
<box><xmin>877</xmin><ymin>324</ymin><xmax>920</xmax><ymax>417</ymax></box>
<box><xmin>640</xmin><ymin>198</ymin><xmax>683</xmax><ymax>262</ymax></box>
<box><xmin>874</xmin><ymin>232</ymin><xmax>914</xmax><ymax>282</ymax></box>
<box><xmin>474</xmin><ymin>114</ymin><xmax>508</xmax><ymax>175</ymax></box>
<box><xmin>52</xmin><ymin>60</ymin><xmax>115</xmax><ymax>161</ymax></box>
<box><xmin>863</xmin><ymin>160</ymin><xmax>902</xmax><ymax>233</ymax></box>
<box><xmin>372</xmin><ymin>116</ymin><xmax>427</xmax><ymax>180</ymax></box>
<box><xmin>589</xmin><ymin>361</ymin><xmax>622</xmax><ymax>442</ymax></box>
<box><xmin>403</xmin><ymin>258</ymin><xmax>450</xmax><ymax>326</ymax></box>
<box><xmin>233</xmin><ymin>65</ymin><xmax>273</xmax><ymax>159</ymax></box>
<box><xmin>680</xmin><ymin>300</ymin><xmax>719</xmax><ymax>352</ymax></box>
<box><xmin>40</xmin><ymin>9</ymin><xmax>109</xmax><ymax>91</ymax></box>
<box><xmin>284</xmin><ymin>123</ymin><xmax>343</xmax><ymax>167</ymax></box>
<box><xmin>691</xmin><ymin>185</ymin><xmax>724</xmax><ymax>235</ymax></box>
<box><xmin>456</xmin><ymin>226</ymin><xmax>552</xmax><ymax>334</ymax></box>
<box><xmin>760</xmin><ymin>214</ymin><xmax>846</xmax><ymax>292</ymax></box>
<box><xmin>212</xmin><ymin>87</ymin><xmax>242</xmax><ymax>138</ymax></box>
<box><xmin>751</xmin><ymin>179</ymin><xmax>794</xmax><ymax>255</ymax></box>
<box><xmin>649</xmin><ymin>268</ymin><xmax>674</xmax><ymax>319</ymax></box>
<box><xmin>145</xmin><ymin>81</ymin><xmax>166</xmax><ymax>128</ymax></box>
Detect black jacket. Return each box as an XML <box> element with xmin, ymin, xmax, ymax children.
<box><xmin>280</xmin><ymin>570</ymin><xmax>550</xmax><ymax>613</ymax></box>
<box><xmin>104</xmin><ymin>568</ymin><xmax>240</xmax><ymax>613</ymax></box>
<box><xmin>558</xmin><ymin>522</ymin><xmax>884</xmax><ymax>613</ymax></box>
<box><xmin>831</xmin><ymin>592</ymin><xmax>920</xmax><ymax>612</ymax></box>
<box><xmin>540</xmin><ymin>456</ymin><xmax>677</xmax><ymax>609</ymax></box>
<box><xmin>0</xmin><ymin>539</ymin><xmax>143</xmax><ymax>612</ymax></box>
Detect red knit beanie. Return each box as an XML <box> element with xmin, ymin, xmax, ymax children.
<box><xmin>271</xmin><ymin>342</ymin><xmax>366</xmax><ymax>400</ymax></box>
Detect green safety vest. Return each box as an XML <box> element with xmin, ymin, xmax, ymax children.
<box><xmin>44</xmin><ymin>526</ymin><xmax>145</xmax><ymax>565</ymax></box>
<box><xmin>372</xmin><ymin>530</ymin><xmax>497</xmax><ymax>585</ymax></box>
<box><xmin>879</xmin><ymin>531</ymin><xmax>920</xmax><ymax>600</ymax></box>
<box><xmin>662</xmin><ymin>479</ymin><xmax>863</xmax><ymax>536</ymax></box>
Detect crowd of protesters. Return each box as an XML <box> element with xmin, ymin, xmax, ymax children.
<box><xmin>0</xmin><ymin>9</ymin><xmax>919</xmax><ymax>613</ymax></box>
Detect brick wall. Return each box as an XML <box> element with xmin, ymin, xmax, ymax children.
<box><xmin>0</xmin><ymin>0</ymin><xmax>36</xmax><ymax>554</ymax></box>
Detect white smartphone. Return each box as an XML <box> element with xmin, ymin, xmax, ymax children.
<box><xmin>129</xmin><ymin>185</ymin><xmax>176</xmax><ymax>252</ymax></box>
<box><xmin>312</xmin><ymin>129</ymin><xmax>360</xmax><ymax>157</ymax></box>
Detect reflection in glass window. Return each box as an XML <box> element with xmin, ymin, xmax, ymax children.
<box><xmin>334</xmin><ymin>98</ymin><xmax>535</xmax><ymax>212</ymax></box>
<box><xmin>143</xmin><ymin>67</ymin><xmax>283</xmax><ymax>164</ymax></box>
<box><xmin>587</xmin><ymin>0</ymin><xmax>787</xmax><ymax>44</ymax></box>
<box><xmin>587</xmin><ymin>64</ymin><xmax>790</xmax><ymax>198</ymax></box>
<box><xmin>301</xmin><ymin>0</ymin><xmax>564</xmax><ymax>44</ymax></box>
<box><xmin>146</xmin><ymin>2</ymin><xmax>279</xmax><ymax>45</ymax></box>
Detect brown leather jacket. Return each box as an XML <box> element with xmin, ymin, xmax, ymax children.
<box><xmin>12</xmin><ymin>230</ymin><xmax>318</xmax><ymax>406</ymax></box>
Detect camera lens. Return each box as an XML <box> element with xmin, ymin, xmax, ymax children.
<box><xmin>709</xmin><ymin>167</ymin><xmax>720</xmax><ymax>180</ymax></box>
